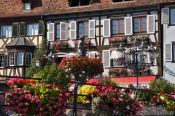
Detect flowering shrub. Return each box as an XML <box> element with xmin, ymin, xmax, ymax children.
<box><xmin>6</xmin><ymin>78</ymin><xmax>70</xmax><ymax>116</ymax></box>
<box><xmin>53</xmin><ymin>40</ymin><xmax>68</xmax><ymax>50</ymax></box>
<box><xmin>59</xmin><ymin>56</ymin><xmax>103</xmax><ymax>81</ymax></box>
<box><xmin>78</xmin><ymin>85</ymin><xmax>96</xmax><ymax>104</ymax></box>
<box><xmin>78</xmin><ymin>80</ymin><xmax>142</xmax><ymax>115</ymax></box>
<box><xmin>33</xmin><ymin>63</ymin><xmax>71</xmax><ymax>89</ymax></box>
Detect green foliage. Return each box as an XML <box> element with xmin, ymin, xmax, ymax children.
<box><xmin>27</xmin><ymin>38</ymin><xmax>49</xmax><ymax>76</ymax></box>
<box><xmin>33</xmin><ymin>63</ymin><xmax>71</xmax><ymax>88</ymax></box>
<box><xmin>137</xmin><ymin>90</ymin><xmax>156</xmax><ymax>102</ymax></box>
<box><xmin>149</xmin><ymin>79</ymin><xmax>175</xmax><ymax>94</ymax></box>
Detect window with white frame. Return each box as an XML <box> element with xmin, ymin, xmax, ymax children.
<box><xmin>24</xmin><ymin>3</ymin><xmax>31</xmax><ymax>10</ymax></box>
<box><xmin>1</xmin><ymin>25</ymin><xmax>12</xmax><ymax>37</ymax></box>
<box><xmin>9</xmin><ymin>52</ymin><xmax>15</xmax><ymax>66</ymax></box>
<box><xmin>0</xmin><ymin>55</ymin><xmax>4</xmax><ymax>67</ymax></box>
<box><xmin>133</xmin><ymin>16</ymin><xmax>146</xmax><ymax>33</ymax></box>
<box><xmin>17</xmin><ymin>51</ymin><xmax>23</xmax><ymax>66</ymax></box>
<box><xmin>26</xmin><ymin>52</ymin><xmax>32</xmax><ymax>65</ymax></box>
<box><xmin>27</xmin><ymin>23</ymin><xmax>39</xmax><ymax>36</ymax></box>
<box><xmin>110</xmin><ymin>50</ymin><xmax>125</xmax><ymax>67</ymax></box>
<box><xmin>111</xmin><ymin>18</ymin><xmax>124</xmax><ymax>35</ymax></box>
<box><xmin>78</xmin><ymin>21</ymin><xmax>88</xmax><ymax>39</ymax></box>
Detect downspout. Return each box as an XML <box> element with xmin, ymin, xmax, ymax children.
<box><xmin>157</xmin><ymin>4</ymin><xmax>163</xmax><ymax>77</ymax></box>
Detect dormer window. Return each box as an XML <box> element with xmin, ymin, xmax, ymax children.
<box><xmin>24</xmin><ymin>3</ymin><xmax>31</xmax><ymax>10</ymax></box>
<box><xmin>69</xmin><ymin>0</ymin><xmax>90</xmax><ymax>7</ymax></box>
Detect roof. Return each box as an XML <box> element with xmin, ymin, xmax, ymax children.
<box><xmin>0</xmin><ymin>0</ymin><xmax>175</xmax><ymax>18</ymax></box>
<box><xmin>6</xmin><ymin>37</ymin><xmax>36</xmax><ymax>47</ymax></box>
<box><xmin>111</xmin><ymin>76</ymin><xmax>156</xmax><ymax>85</ymax></box>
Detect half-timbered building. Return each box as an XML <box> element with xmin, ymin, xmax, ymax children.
<box><xmin>1</xmin><ymin>0</ymin><xmax>175</xmax><ymax>86</ymax></box>
<box><xmin>0</xmin><ymin>0</ymin><xmax>45</xmax><ymax>77</ymax></box>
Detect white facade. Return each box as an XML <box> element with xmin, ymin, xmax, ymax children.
<box><xmin>162</xmin><ymin>6</ymin><xmax>175</xmax><ymax>83</ymax></box>
<box><xmin>47</xmin><ymin>9</ymin><xmax>159</xmax><ymax>78</ymax></box>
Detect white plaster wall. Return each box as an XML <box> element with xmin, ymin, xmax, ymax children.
<box><xmin>163</xmin><ymin>24</ymin><xmax>175</xmax><ymax>83</ymax></box>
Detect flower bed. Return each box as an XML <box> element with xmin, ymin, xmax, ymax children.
<box><xmin>78</xmin><ymin>80</ymin><xmax>142</xmax><ymax>115</ymax></box>
<box><xmin>5</xmin><ymin>78</ymin><xmax>70</xmax><ymax>116</ymax></box>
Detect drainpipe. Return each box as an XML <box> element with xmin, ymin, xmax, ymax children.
<box><xmin>157</xmin><ymin>4</ymin><xmax>163</xmax><ymax>77</ymax></box>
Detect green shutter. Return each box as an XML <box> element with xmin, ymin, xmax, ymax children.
<box><xmin>12</xmin><ymin>23</ymin><xmax>19</xmax><ymax>37</ymax></box>
<box><xmin>39</xmin><ymin>20</ymin><xmax>44</xmax><ymax>35</ymax></box>
<box><xmin>20</xmin><ymin>22</ymin><xmax>26</xmax><ymax>36</ymax></box>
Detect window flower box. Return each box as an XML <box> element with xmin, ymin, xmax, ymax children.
<box><xmin>53</xmin><ymin>40</ymin><xmax>68</xmax><ymax>50</ymax></box>
<box><xmin>109</xmin><ymin>37</ymin><xmax>127</xmax><ymax>45</ymax></box>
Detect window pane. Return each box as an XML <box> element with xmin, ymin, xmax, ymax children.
<box><xmin>171</xmin><ymin>9</ymin><xmax>175</xmax><ymax>24</ymax></box>
<box><xmin>27</xmin><ymin>24</ymin><xmax>39</xmax><ymax>36</ymax></box>
<box><xmin>112</xmin><ymin>20</ymin><xmax>117</xmax><ymax>35</ymax></box>
<box><xmin>78</xmin><ymin>21</ymin><xmax>88</xmax><ymax>39</ymax></box>
<box><xmin>119</xmin><ymin>19</ymin><xmax>124</xmax><ymax>34</ymax></box>
<box><xmin>141</xmin><ymin>17</ymin><xmax>146</xmax><ymax>32</ymax></box>
<box><xmin>0</xmin><ymin>55</ymin><xmax>4</xmax><ymax>67</ymax></box>
<box><xmin>1</xmin><ymin>26</ymin><xmax>12</xmax><ymax>37</ymax></box>
<box><xmin>26</xmin><ymin>52</ymin><xmax>32</xmax><ymax>65</ymax></box>
<box><xmin>134</xmin><ymin>18</ymin><xmax>139</xmax><ymax>33</ymax></box>
<box><xmin>84</xmin><ymin>21</ymin><xmax>88</xmax><ymax>36</ymax></box>
<box><xmin>17</xmin><ymin>51</ymin><xmax>23</xmax><ymax>66</ymax></box>
<box><xmin>9</xmin><ymin>52</ymin><xmax>15</xmax><ymax>66</ymax></box>
<box><xmin>56</xmin><ymin>24</ymin><xmax>60</xmax><ymax>39</ymax></box>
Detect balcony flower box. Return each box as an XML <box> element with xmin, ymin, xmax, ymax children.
<box><xmin>53</xmin><ymin>40</ymin><xmax>68</xmax><ymax>50</ymax></box>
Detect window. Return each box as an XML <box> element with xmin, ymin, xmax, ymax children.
<box><xmin>69</xmin><ymin>0</ymin><xmax>90</xmax><ymax>7</ymax></box>
<box><xmin>111</xmin><ymin>18</ymin><xmax>124</xmax><ymax>35</ymax></box>
<box><xmin>170</xmin><ymin>9</ymin><xmax>175</xmax><ymax>25</ymax></box>
<box><xmin>55</xmin><ymin>23</ymin><xmax>60</xmax><ymax>39</ymax></box>
<box><xmin>26</xmin><ymin>52</ymin><xmax>32</xmax><ymax>65</ymax></box>
<box><xmin>78</xmin><ymin>21</ymin><xmax>88</xmax><ymax>39</ymax></box>
<box><xmin>110</xmin><ymin>51</ymin><xmax>125</xmax><ymax>67</ymax></box>
<box><xmin>133</xmin><ymin>16</ymin><xmax>146</xmax><ymax>33</ymax></box>
<box><xmin>24</xmin><ymin>3</ymin><xmax>31</xmax><ymax>10</ymax></box>
<box><xmin>27</xmin><ymin>23</ymin><xmax>39</xmax><ymax>36</ymax></box>
<box><xmin>0</xmin><ymin>55</ymin><xmax>4</xmax><ymax>67</ymax></box>
<box><xmin>1</xmin><ymin>25</ymin><xmax>12</xmax><ymax>37</ymax></box>
<box><xmin>17</xmin><ymin>51</ymin><xmax>23</xmax><ymax>66</ymax></box>
<box><xmin>9</xmin><ymin>52</ymin><xmax>15</xmax><ymax>66</ymax></box>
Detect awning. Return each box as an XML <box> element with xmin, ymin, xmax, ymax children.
<box><xmin>111</xmin><ymin>76</ymin><xmax>156</xmax><ymax>85</ymax></box>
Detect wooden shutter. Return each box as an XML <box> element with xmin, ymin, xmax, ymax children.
<box><xmin>88</xmin><ymin>20</ymin><xmax>95</xmax><ymax>38</ymax></box>
<box><xmin>165</xmin><ymin>44</ymin><xmax>172</xmax><ymax>61</ymax></box>
<box><xmin>47</xmin><ymin>23</ymin><xmax>54</xmax><ymax>41</ymax></box>
<box><xmin>12</xmin><ymin>23</ymin><xmax>19</xmax><ymax>37</ymax></box>
<box><xmin>161</xmin><ymin>8</ymin><xmax>169</xmax><ymax>24</ymax></box>
<box><xmin>102</xmin><ymin>50</ymin><xmax>110</xmax><ymax>68</ymax></box>
<box><xmin>147</xmin><ymin>15</ymin><xmax>155</xmax><ymax>34</ymax></box>
<box><xmin>103</xmin><ymin>19</ymin><xmax>111</xmax><ymax>37</ymax></box>
<box><xmin>60</xmin><ymin>22</ymin><xmax>68</xmax><ymax>40</ymax></box>
<box><xmin>124</xmin><ymin>17</ymin><xmax>133</xmax><ymax>35</ymax></box>
<box><xmin>39</xmin><ymin>20</ymin><xmax>44</xmax><ymax>35</ymax></box>
<box><xmin>70</xmin><ymin>21</ymin><xmax>77</xmax><ymax>39</ymax></box>
<box><xmin>20</xmin><ymin>22</ymin><xmax>26</xmax><ymax>36</ymax></box>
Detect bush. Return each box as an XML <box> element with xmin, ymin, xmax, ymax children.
<box><xmin>149</xmin><ymin>79</ymin><xmax>175</xmax><ymax>94</ymax></box>
<box><xmin>33</xmin><ymin>63</ymin><xmax>71</xmax><ymax>89</ymax></box>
